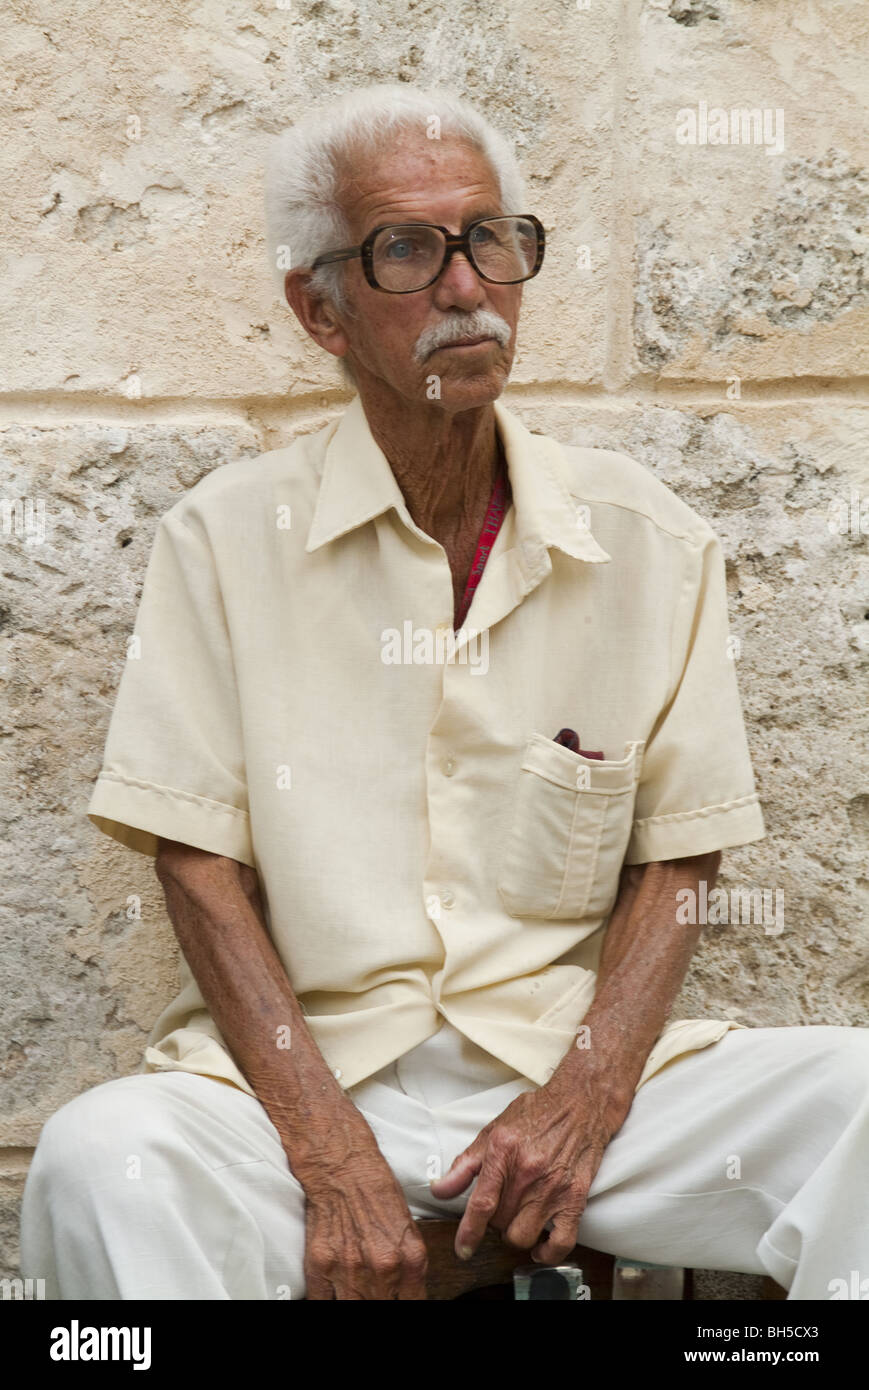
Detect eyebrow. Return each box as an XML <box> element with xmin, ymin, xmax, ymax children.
<box><xmin>364</xmin><ymin>209</ymin><xmax>507</xmax><ymax>236</ymax></box>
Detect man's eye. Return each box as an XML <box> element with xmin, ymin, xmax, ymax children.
<box><xmin>470</xmin><ymin>225</ymin><xmax>496</xmax><ymax>245</ymax></box>
<box><xmin>385</xmin><ymin>239</ymin><xmax>418</xmax><ymax>260</ymax></box>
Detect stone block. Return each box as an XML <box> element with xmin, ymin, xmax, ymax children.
<box><xmin>625</xmin><ymin>0</ymin><xmax>869</xmax><ymax>380</ymax></box>
<box><xmin>0</xmin><ymin>420</ymin><xmax>260</xmax><ymax>1139</ymax></box>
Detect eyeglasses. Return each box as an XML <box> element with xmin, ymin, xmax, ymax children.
<box><xmin>311</xmin><ymin>214</ymin><xmax>545</xmax><ymax>294</ymax></box>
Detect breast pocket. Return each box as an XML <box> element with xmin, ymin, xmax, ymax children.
<box><xmin>497</xmin><ymin>734</ymin><xmax>645</xmax><ymax>921</ymax></box>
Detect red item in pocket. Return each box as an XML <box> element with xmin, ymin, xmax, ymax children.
<box><xmin>553</xmin><ymin>727</ymin><xmax>604</xmax><ymax>760</ymax></box>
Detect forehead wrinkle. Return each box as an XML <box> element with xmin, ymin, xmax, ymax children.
<box><xmin>335</xmin><ymin>139</ymin><xmax>502</xmax><ymax>238</ymax></box>
<box><xmin>358</xmin><ymin>184</ymin><xmax>501</xmax><ymax>235</ymax></box>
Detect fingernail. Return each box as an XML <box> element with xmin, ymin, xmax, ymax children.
<box><xmin>457</xmin><ymin>1245</ymin><xmax>473</xmax><ymax>1261</ymax></box>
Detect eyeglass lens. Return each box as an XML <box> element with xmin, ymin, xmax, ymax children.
<box><xmin>372</xmin><ymin>217</ymin><xmax>539</xmax><ymax>291</ymax></box>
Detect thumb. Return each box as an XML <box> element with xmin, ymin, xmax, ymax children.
<box><xmin>429</xmin><ymin>1149</ymin><xmax>482</xmax><ymax>1198</ymax></box>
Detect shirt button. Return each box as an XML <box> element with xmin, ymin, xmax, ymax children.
<box><xmin>441</xmin><ymin>890</ymin><xmax>455</xmax><ymax>909</ymax></box>
<box><xmin>443</xmin><ymin>756</ymin><xmax>456</xmax><ymax>776</ymax></box>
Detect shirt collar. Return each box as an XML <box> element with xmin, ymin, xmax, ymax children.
<box><xmin>304</xmin><ymin>392</ymin><xmax>611</xmax><ymax>566</ymax></box>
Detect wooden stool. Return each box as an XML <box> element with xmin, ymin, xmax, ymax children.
<box><xmin>416</xmin><ymin>1218</ymin><xmax>620</xmax><ymax>1300</ymax></box>
<box><xmin>293</xmin><ymin>1217</ymin><xmax>790</xmax><ymax>1298</ymax></box>
<box><xmin>416</xmin><ymin>1219</ymin><xmax>790</xmax><ymax>1300</ymax></box>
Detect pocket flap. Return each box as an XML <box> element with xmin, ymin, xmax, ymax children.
<box><xmin>522</xmin><ymin>734</ymin><xmax>645</xmax><ymax>794</ymax></box>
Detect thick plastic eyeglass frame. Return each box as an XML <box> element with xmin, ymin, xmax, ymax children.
<box><xmin>310</xmin><ymin>214</ymin><xmax>546</xmax><ymax>293</ymax></box>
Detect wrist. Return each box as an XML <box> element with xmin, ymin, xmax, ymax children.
<box><xmin>282</xmin><ymin>1097</ymin><xmax>384</xmax><ymax>1184</ymax></box>
<box><xmin>547</xmin><ymin>1035</ymin><xmax>638</xmax><ymax>1122</ymax></box>
<box><xmin>295</xmin><ymin>1137</ymin><xmax>389</xmax><ymax>1197</ymax></box>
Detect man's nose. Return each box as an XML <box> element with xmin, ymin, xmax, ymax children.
<box><xmin>432</xmin><ymin>250</ymin><xmax>486</xmax><ymax>312</ymax></box>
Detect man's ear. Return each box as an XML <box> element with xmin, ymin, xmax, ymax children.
<box><xmin>283</xmin><ymin>269</ymin><xmax>350</xmax><ymax>364</ymax></box>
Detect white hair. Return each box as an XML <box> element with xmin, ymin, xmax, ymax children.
<box><xmin>263</xmin><ymin>83</ymin><xmax>527</xmax><ymax>319</ymax></box>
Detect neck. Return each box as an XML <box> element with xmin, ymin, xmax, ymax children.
<box><xmin>355</xmin><ymin>383</ymin><xmax>502</xmax><ymax>544</ymax></box>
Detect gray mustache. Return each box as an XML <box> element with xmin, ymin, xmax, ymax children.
<box><xmin>413</xmin><ymin>310</ymin><xmax>512</xmax><ymax>364</ymax></box>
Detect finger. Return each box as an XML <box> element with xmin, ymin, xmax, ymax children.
<box><xmin>455</xmin><ymin>1162</ymin><xmax>506</xmax><ymax>1258</ymax></box>
<box><xmin>323</xmin><ymin>1251</ymin><xmax>385</xmax><ymax>1301</ymax></box>
<box><xmin>530</xmin><ymin>1209</ymin><xmax>583</xmax><ymax>1266</ymax></box>
<box><xmin>397</xmin><ymin>1278</ymin><xmax>428</xmax><ymax>1300</ymax></box>
<box><xmin>396</xmin><ymin>1235</ymin><xmax>429</xmax><ymax>1301</ymax></box>
<box><xmin>363</xmin><ymin>1253</ymin><xmax>408</xmax><ymax>1302</ymax></box>
<box><xmin>484</xmin><ymin>1175</ymin><xmax>540</xmax><ymax>1238</ymax></box>
<box><xmin>428</xmin><ymin>1148</ymin><xmax>483</xmax><ymax>1199</ymax></box>
<box><xmin>502</xmin><ymin>1200</ymin><xmax>553</xmax><ymax>1251</ymax></box>
<box><xmin>329</xmin><ymin>1268</ymin><xmax>362</xmax><ymax>1300</ymax></box>
<box><xmin>303</xmin><ymin>1268</ymin><xmax>336</xmax><ymax>1301</ymax></box>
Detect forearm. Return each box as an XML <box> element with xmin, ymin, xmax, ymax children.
<box><xmin>548</xmin><ymin>850</ymin><xmax>720</xmax><ymax>1115</ymax></box>
<box><xmin>155</xmin><ymin>841</ymin><xmax>378</xmax><ymax>1186</ymax></box>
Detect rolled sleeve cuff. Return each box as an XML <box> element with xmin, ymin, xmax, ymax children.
<box><xmin>624</xmin><ymin>793</ymin><xmax>766</xmax><ymax>863</ymax></box>
<box><xmin>87</xmin><ymin>771</ymin><xmax>254</xmax><ymax>866</ymax></box>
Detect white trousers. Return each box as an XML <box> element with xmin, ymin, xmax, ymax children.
<box><xmin>19</xmin><ymin>1020</ymin><xmax>869</xmax><ymax>1300</ymax></box>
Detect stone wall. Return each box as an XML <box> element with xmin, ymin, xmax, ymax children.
<box><xmin>1</xmin><ymin>0</ymin><xmax>866</xmax><ymax>1297</ymax></box>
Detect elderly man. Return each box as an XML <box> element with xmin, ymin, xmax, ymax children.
<box><xmin>21</xmin><ymin>85</ymin><xmax>869</xmax><ymax>1302</ymax></box>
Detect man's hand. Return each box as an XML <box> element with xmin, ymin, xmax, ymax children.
<box><xmin>429</xmin><ymin>1066</ymin><xmax>628</xmax><ymax>1265</ymax></box>
<box><xmin>302</xmin><ymin>1143</ymin><xmax>428</xmax><ymax>1300</ymax></box>
<box><xmin>155</xmin><ymin>839</ymin><xmax>429</xmax><ymax>1299</ymax></box>
<box><xmin>430</xmin><ymin>852</ymin><xmax>722</xmax><ymax>1264</ymax></box>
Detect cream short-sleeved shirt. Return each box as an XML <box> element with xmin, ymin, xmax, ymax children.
<box><xmin>87</xmin><ymin>395</ymin><xmax>766</xmax><ymax>1095</ymax></box>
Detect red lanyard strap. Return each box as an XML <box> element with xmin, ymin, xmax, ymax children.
<box><xmin>453</xmin><ymin>463</ymin><xmax>510</xmax><ymax>631</ymax></box>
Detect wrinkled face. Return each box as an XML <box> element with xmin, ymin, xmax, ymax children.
<box><xmin>329</xmin><ymin>132</ymin><xmax>525</xmax><ymax>411</ymax></box>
